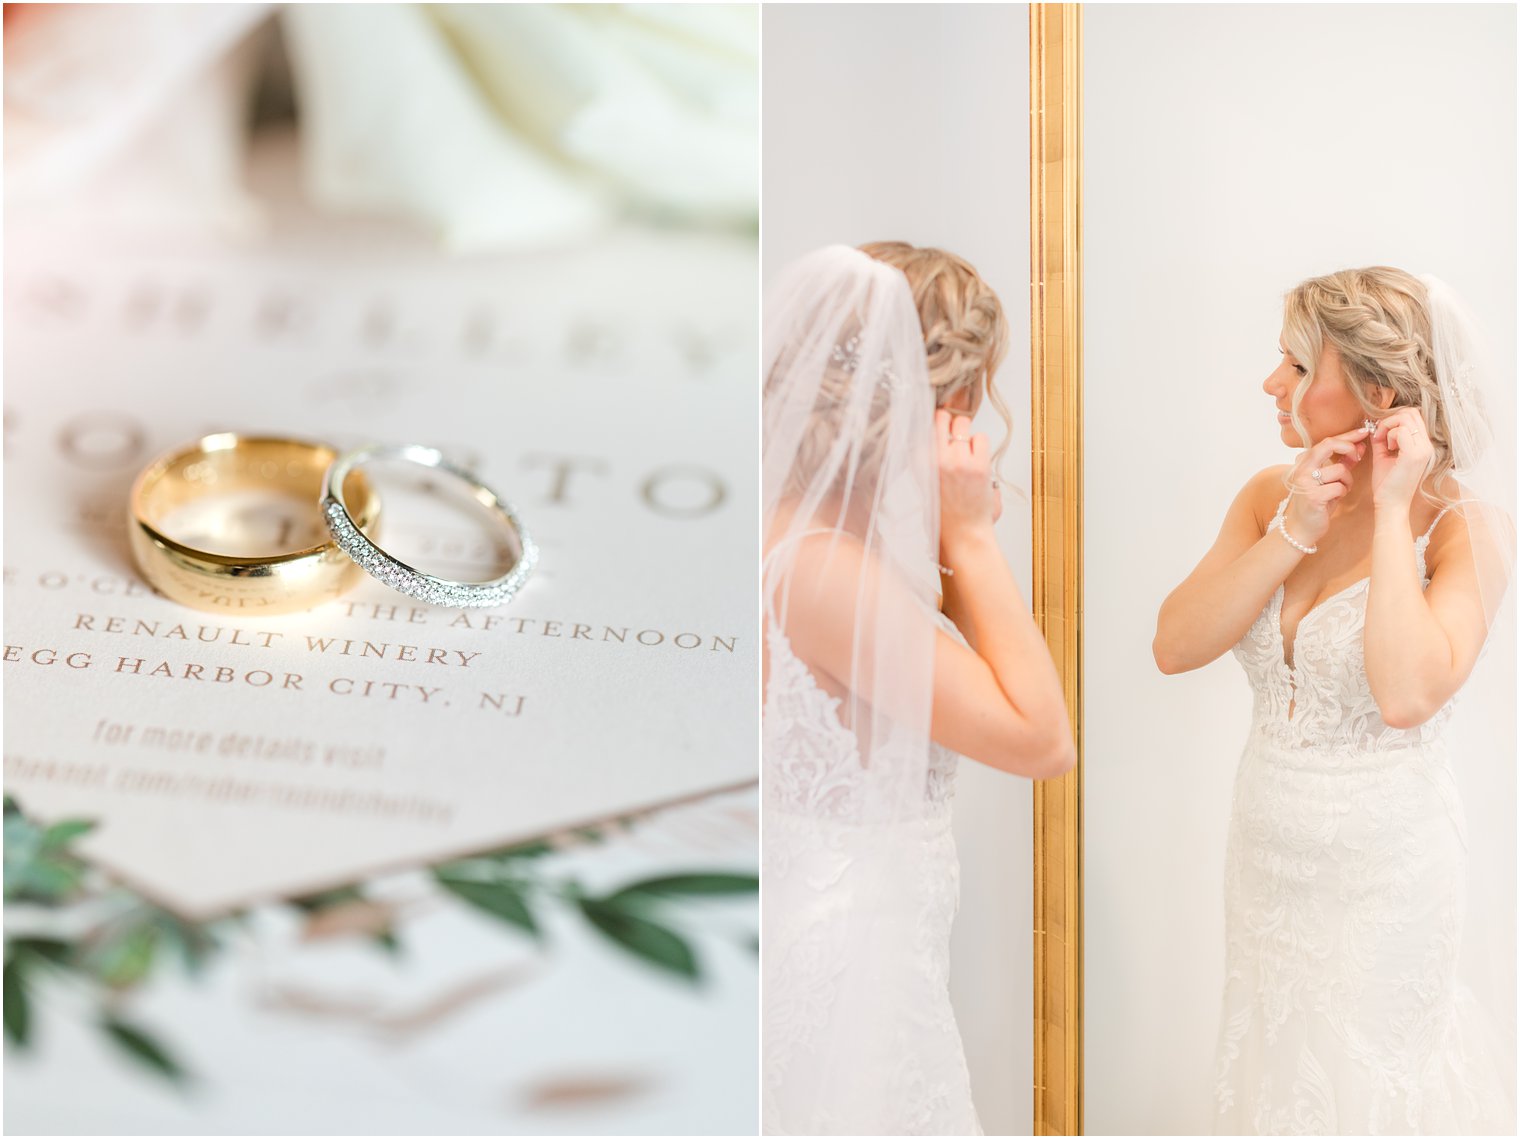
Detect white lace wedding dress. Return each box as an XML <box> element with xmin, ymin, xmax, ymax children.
<box><xmin>1217</xmin><ymin>501</ymin><xmax>1505</xmax><ymax>1134</ymax></box>
<box><xmin>761</xmin><ymin>615</ymin><xmax>981</xmax><ymax>1136</ymax></box>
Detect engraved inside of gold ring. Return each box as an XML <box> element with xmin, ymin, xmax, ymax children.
<box><xmin>132</xmin><ymin>434</ymin><xmax>379</xmax><ymax>564</ymax></box>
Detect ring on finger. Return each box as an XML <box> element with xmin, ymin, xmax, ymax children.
<box><xmin>1311</xmin><ymin>468</ymin><xmax>1323</xmax><ymax>484</ymax></box>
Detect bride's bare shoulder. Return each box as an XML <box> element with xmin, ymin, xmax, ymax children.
<box><xmin>783</xmin><ymin>529</ymin><xmax>869</xmax><ymax>582</ymax></box>
<box><xmin>1244</xmin><ymin>464</ymin><xmax>1292</xmax><ymax>497</ymax></box>
<box><xmin>1426</xmin><ymin>491</ymin><xmax>1502</xmax><ymax>573</ymax></box>
<box><xmin>1237</xmin><ymin>465</ymin><xmax>1293</xmax><ymax>527</ymax></box>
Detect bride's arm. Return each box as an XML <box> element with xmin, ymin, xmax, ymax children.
<box><xmin>931</xmin><ymin>409</ymin><xmax>1072</xmax><ymax>778</ymax></box>
<box><xmin>1153</xmin><ymin>466</ymin><xmax>1305</xmax><ymax>673</ymax></box>
<box><xmin>777</xmin><ymin>409</ymin><xmax>1075</xmax><ymax>780</ymax></box>
<box><xmin>1364</xmin><ymin>512</ymin><xmax>1488</xmax><ymax>727</ymax></box>
<box><xmin>1156</xmin><ymin>427</ymin><xmax>1372</xmax><ymax>673</ymax></box>
<box><xmin>935</xmin><ymin>527</ymin><xmax>1074</xmax><ymax>779</ymax></box>
<box><xmin>778</xmin><ymin>532</ymin><xmax>1074</xmax><ymax>780</ymax></box>
<box><xmin>1363</xmin><ymin>408</ymin><xmax>1494</xmax><ymax>727</ymax></box>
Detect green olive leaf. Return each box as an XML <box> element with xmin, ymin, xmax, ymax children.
<box><xmin>86</xmin><ymin>922</ymin><xmax>160</xmax><ymax>989</ymax></box>
<box><xmin>4</xmin><ymin>955</ymin><xmax>32</xmax><ymax>1046</ymax></box>
<box><xmin>434</xmin><ymin>874</ymin><xmax>540</xmax><ymax>939</ymax></box>
<box><xmin>607</xmin><ymin>873</ymin><xmax>758</xmax><ymax>906</ymax></box>
<box><xmin>40</xmin><ymin>819</ymin><xmax>96</xmax><ymax>848</ymax></box>
<box><xmin>577</xmin><ymin>899</ymin><xmax>699</xmax><ymax>982</ymax></box>
<box><xmin>100</xmin><ymin>1017</ymin><xmax>187</xmax><ymax>1083</ymax></box>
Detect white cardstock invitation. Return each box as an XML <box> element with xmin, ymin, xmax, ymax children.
<box><xmin>3</xmin><ymin>221</ymin><xmax>758</xmax><ymax>918</ymax></box>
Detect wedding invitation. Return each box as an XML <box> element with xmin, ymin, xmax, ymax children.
<box><xmin>3</xmin><ymin>216</ymin><xmax>758</xmax><ymax>918</ymax></box>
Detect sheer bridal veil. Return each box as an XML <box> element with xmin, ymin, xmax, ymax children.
<box><xmin>762</xmin><ymin>244</ymin><xmax>942</xmax><ymax>823</ymax></box>
<box><xmin>761</xmin><ymin>246</ymin><xmax>959</xmax><ymax>1132</ymax></box>
<box><xmin>1417</xmin><ymin>273</ymin><xmax>1514</xmax><ymax>630</ymax></box>
<box><xmin>1418</xmin><ymin>274</ymin><xmax>1517</xmax><ymax>1110</ymax></box>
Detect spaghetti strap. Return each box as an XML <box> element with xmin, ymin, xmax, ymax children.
<box><xmin>762</xmin><ymin>526</ymin><xmax>842</xmax><ymax>565</ymax></box>
<box><xmin>1418</xmin><ymin>506</ymin><xmax>1452</xmax><ymax>544</ymax></box>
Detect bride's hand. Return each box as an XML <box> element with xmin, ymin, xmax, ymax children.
<box><xmin>1369</xmin><ymin>407</ymin><xmax>1435</xmax><ymax>510</ymax></box>
<box><xmin>1282</xmin><ymin>425</ymin><xmax>1369</xmax><ymax>546</ymax></box>
<box><xmin>937</xmin><ymin>408</ymin><xmax>998</xmax><ymax>550</ymax></box>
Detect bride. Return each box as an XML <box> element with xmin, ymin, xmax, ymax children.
<box><xmin>761</xmin><ymin>242</ymin><xmax>1075</xmax><ymax>1135</ymax></box>
<box><xmin>1154</xmin><ymin>267</ymin><xmax>1514</xmax><ymax>1134</ymax></box>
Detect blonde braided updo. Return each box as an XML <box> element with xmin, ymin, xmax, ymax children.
<box><xmin>768</xmin><ymin>242</ymin><xmax>1013</xmax><ymax>512</ymax></box>
<box><xmin>859</xmin><ymin>241</ymin><xmax>1014</xmax><ymax>469</ymax></box>
<box><xmin>1282</xmin><ymin>266</ymin><xmax>1458</xmax><ymax>503</ymax></box>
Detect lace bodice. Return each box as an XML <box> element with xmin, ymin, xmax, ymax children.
<box><xmin>1232</xmin><ymin>500</ymin><xmax>1453</xmax><ymax>755</ymax></box>
<box><xmin>762</xmin><ymin>619</ymin><xmax>961</xmax><ymax>820</ymax></box>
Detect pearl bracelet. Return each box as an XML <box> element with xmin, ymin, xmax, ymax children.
<box><xmin>1271</xmin><ymin>514</ymin><xmax>1317</xmax><ymax>555</ymax></box>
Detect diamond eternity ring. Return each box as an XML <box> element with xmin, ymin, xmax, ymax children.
<box><xmin>321</xmin><ymin>443</ymin><xmax>537</xmax><ymax>609</ymax></box>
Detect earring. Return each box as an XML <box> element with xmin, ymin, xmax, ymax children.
<box><xmin>1364</xmin><ymin>417</ymin><xmax>1377</xmax><ymax>435</ymax></box>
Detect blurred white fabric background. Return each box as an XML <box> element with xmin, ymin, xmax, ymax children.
<box><xmin>4</xmin><ymin>3</ymin><xmax>758</xmax><ymax>251</ymax></box>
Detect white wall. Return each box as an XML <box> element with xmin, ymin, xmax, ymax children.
<box><xmin>763</xmin><ymin>5</ymin><xmax>1034</xmax><ymax>1133</ymax></box>
<box><xmin>1083</xmin><ymin>5</ymin><xmax>1516</xmax><ymax>1134</ymax></box>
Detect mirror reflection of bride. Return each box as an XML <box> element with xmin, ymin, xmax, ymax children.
<box><xmin>1155</xmin><ymin>267</ymin><xmax>1515</xmax><ymax>1134</ymax></box>
<box><xmin>760</xmin><ymin>243</ymin><xmax>1074</xmax><ymax>1135</ymax></box>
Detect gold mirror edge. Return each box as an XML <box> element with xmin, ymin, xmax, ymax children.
<box><xmin>1030</xmin><ymin>3</ymin><xmax>1083</xmax><ymax>1135</ymax></box>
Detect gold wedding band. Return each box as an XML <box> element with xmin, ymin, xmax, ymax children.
<box><xmin>129</xmin><ymin>434</ymin><xmax>380</xmax><ymax>615</ymax></box>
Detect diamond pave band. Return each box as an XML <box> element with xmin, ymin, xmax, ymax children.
<box><xmin>321</xmin><ymin>443</ymin><xmax>537</xmax><ymax>609</ymax></box>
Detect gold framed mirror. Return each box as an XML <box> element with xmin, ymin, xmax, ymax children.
<box><xmin>1030</xmin><ymin>5</ymin><xmax>1082</xmax><ymax>1134</ymax></box>
<box><xmin>1037</xmin><ymin>6</ymin><xmax>1517</xmax><ymax>1136</ymax></box>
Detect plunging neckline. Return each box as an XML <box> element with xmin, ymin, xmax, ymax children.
<box><xmin>1274</xmin><ymin>576</ymin><xmax>1372</xmax><ymax>723</ymax></box>
<box><xmin>1265</xmin><ymin>498</ymin><xmax>1448</xmax><ymax>714</ymax></box>
<box><xmin>1275</xmin><ymin>575</ymin><xmax>1372</xmax><ymax>672</ymax></box>
<box><xmin>1272</xmin><ymin>556</ymin><xmax>1438</xmax><ymax>722</ymax></box>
